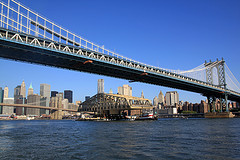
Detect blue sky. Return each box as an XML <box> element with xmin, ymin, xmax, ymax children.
<box><xmin>1</xmin><ymin>0</ymin><xmax>240</xmax><ymax>103</ymax></box>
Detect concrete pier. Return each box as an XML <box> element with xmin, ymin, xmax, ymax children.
<box><xmin>204</xmin><ymin>112</ymin><xmax>235</xmax><ymax>118</ymax></box>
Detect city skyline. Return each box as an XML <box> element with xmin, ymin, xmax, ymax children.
<box><xmin>0</xmin><ymin>0</ymin><xmax>240</xmax><ymax>103</ymax></box>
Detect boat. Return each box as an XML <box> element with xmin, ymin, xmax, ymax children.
<box><xmin>135</xmin><ymin>110</ymin><xmax>157</xmax><ymax>120</ymax></box>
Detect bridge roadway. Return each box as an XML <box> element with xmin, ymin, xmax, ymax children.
<box><xmin>0</xmin><ymin>103</ymin><xmax>78</xmax><ymax>112</ymax></box>
<box><xmin>0</xmin><ymin>28</ymin><xmax>240</xmax><ymax>102</ymax></box>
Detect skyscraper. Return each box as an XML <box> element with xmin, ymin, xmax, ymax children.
<box><xmin>4</xmin><ymin>86</ymin><xmax>8</xmax><ymax>98</ymax></box>
<box><xmin>165</xmin><ymin>91</ymin><xmax>179</xmax><ymax>106</ymax></box>
<box><xmin>2</xmin><ymin>98</ymin><xmax>14</xmax><ymax>115</ymax></box>
<box><xmin>64</xmin><ymin>90</ymin><xmax>73</xmax><ymax>103</ymax></box>
<box><xmin>28</xmin><ymin>83</ymin><xmax>33</xmax><ymax>96</ymax></box>
<box><xmin>20</xmin><ymin>80</ymin><xmax>26</xmax><ymax>98</ymax></box>
<box><xmin>158</xmin><ymin>91</ymin><xmax>165</xmax><ymax>105</ymax></box>
<box><xmin>51</xmin><ymin>91</ymin><xmax>58</xmax><ymax>97</ymax></box>
<box><xmin>118</xmin><ymin>84</ymin><xmax>132</xmax><ymax>96</ymax></box>
<box><xmin>14</xmin><ymin>85</ymin><xmax>22</xmax><ymax>105</ymax></box>
<box><xmin>14</xmin><ymin>85</ymin><xmax>24</xmax><ymax>115</ymax></box>
<box><xmin>26</xmin><ymin>94</ymin><xmax>40</xmax><ymax>116</ymax></box>
<box><xmin>97</xmin><ymin>79</ymin><xmax>104</xmax><ymax>94</ymax></box>
<box><xmin>40</xmin><ymin>84</ymin><xmax>51</xmax><ymax>107</ymax></box>
<box><xmin>14</xmin><ymin>85</ymin><xmax>21</xmax><ymax>97</ymax></box>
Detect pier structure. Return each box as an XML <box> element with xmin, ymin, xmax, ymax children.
<box><xmin>80</xmin><ymin>93</ymin><xmax>153</xmax><ymax>118</ymax></box>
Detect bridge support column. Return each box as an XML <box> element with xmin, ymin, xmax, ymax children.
<box><xmin>225</xmin><ymin>94</ymin><xmax>228</xmax><ymax>112</ymax></box>
<box><xmin>220</xmin><ymin>97</ymin><xmax>223</xmax><ymax>112</ymax></box>
<box><xmin>213</xmin><ymin>97</ymin><xmax>216</xmax><ymax>112</ymax></box>
<box><xmin>207</xmin><ymin>96</ymin><xmax>216</xmax><ymax>112</ymax></box>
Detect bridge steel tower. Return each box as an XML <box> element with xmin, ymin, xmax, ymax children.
<box><xmin>204</xmin><ymin>58</ymin><xmax>228</xmax><ymax>112</ymax></box>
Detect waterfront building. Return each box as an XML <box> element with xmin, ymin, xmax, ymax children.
<box><xmin>28</xmin><ymin>83</ymin><xmax>34</xmax><ymax>96</ymax></box>
<box><xmin>20</xmin><ymin>80</ymin><xmax>26</xmax><ymax>98</ymax></box>
<box><xmin>51</xmin><ymin>91</ymin><xmax>58</xmax><ymax>97</ymax></box>
<box><xmin>81</xmin><ymin>93</ymin><xmax>152</xmax><ymax>116</ymax></box>
<box><xmin>0</xmin><ymin>87</ymin><xmax>3</xmax><ymax>114</ymax></box>
<box><xmin>158</xmin><ymin>91</ymin><xmax>165</xmax><ymax>105</ymax></box>
<box><xmin>64</xmin><ymin>90</ymin><xmax>73</xmax><ymax>103</ymax></box>
<box><xmin>2</xmin><ymin>98</ymin><xmax>14</xmax><ymax>115</ymax></box>
<box><xmin>165</xmin><ymin>91</ymin><xmax>179</xmax><ymax>106</ymax></box>
<box><xmin>97</xmin><ymin>79</ymin><xmax>104</xmax><ymax>94</ymax></box>
<box><xmin>118</xmin><ymin>84</ymin><xmax>132</xmax><ymax>96</ymax></box>
<box><xmin>4</xmin><ymin>86</ymin><xmax>8</xmax><ymax>98</ymax></box>
<box><xmin>26</xmin><ymin>94</ymin><xmax>40</xmax><ymax>116</ymax></box>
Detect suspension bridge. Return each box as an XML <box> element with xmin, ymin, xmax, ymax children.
<box><xmin>0</xmin><ymin>0</ymin><xmax>240</xmax><ymax>115</ymax></box>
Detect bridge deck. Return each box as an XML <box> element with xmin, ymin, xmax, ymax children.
<box><xmin>0</xmin><ymin>28</ymin><xmax>239</xmax><ymax>102</ymax></box>
<box><xmin>0</xmin><ymin>103</ymin><xmax>78</xmax><ymax>112</ymax></box>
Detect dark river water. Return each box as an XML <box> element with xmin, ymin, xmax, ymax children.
<box><xmin>0</xmin><ymin>118</ymin><xmax>240</xmax><ymax>160</ymax></box>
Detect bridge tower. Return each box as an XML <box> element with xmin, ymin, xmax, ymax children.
<box><xmin>205</xmin><ymin>58</ymin><xmax>228</xmax><ymax>112</ymax></box>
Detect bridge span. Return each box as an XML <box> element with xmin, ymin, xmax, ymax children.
<box><xmin>0</xmin><ymin>103</ymin><xmax>78</xmax><ymax>112</ymax></box>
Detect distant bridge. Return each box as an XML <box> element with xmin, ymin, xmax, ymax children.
<box><xmin>0</xmin><ymin>0</ymin><xmax>240</xmax><ymax>113</ymax></box>
<box><xmin>0</xmin><ymin>103</ymin><xmax>78</xmax><ymax>112</ymax></box>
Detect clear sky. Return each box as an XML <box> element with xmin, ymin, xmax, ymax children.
<box><xmin>0</xmin><ymin>0</ymin><xmax>240</xmax><ymax>103</ymax></box>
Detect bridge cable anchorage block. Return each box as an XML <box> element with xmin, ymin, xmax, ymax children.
<box><xmin>83</xmin><ymin>60</ymin><xmax>93</xmax><ymax>65</ymax></box>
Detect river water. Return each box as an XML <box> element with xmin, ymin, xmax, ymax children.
<box><xmin>0</xmin><ymin>118</ymin><xmax>240</xmax><ymax>160</ymax></box>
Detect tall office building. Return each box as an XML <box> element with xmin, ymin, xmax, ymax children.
<box><xmin>2</xmin><ymin>98</ymin><xmax>14</xmax><ymax>115</ymax></box>
<box><xmin>14</xmin><ymin>85</ymin><xmax>22</xmax><ymax>114</ymax></box>
<box><xmin>51</xmin><ymin>91</ymin><xmax>58</xmax><ymax>97</ymax></box>
<box><xmin>158</xmin><ymin>91</ymin><xmax>165</xmax><ymax>105</ymax></box>
<box><xmin>64</xmin><ymin>90</ymin><xmax>73</xmax><ymax>103</ymax></box>
<box><xmin>26</xmin><ymin>94</ymin><xmax>40</xmax><ymax>116</ymax></box>
<box><xmin>165</xmin><ymin>91</ymin><xmax>179</xmax><ymax>106</ymax></box>
<box><xmin>15</xmin><ymin>96</ymin><xmax>26</xmax><ymax>115</ymax></box>
<box><xmin>0</xmin><ymin>87</ymin><xmax>3</xmax><ymax>114</ymax></box>
<box><xmin>4</xmin><ymin>86</ymin><xmax>8</xmax><ymax>98</ymax></box>
<box><xmin>97</xmin><ymin>79</ymin><xmax>104</xmax><ymax>94</ymax></box>
<box><xmin>118</xmin><ymin>84</ymin><xmax>132</xmax><ymax>96</ymax></box>
<box><xmin>14</xmin><ymin>85</ymin><xmax>21</xmax><ymax>97</ymax></box>
<box><xmin>40</xmin><ymin>96</ymin><xmax>48</xmax><ymax>115</ymax></box>
<box><xmin>14</xmin><ymin>85</ymin><xmax>21</xmax><ymax>102</ymax></box>
<box><xmin>20</xmin><ymin>80</ymin><xmax>26</xmax><ymax>98</ymax></box>
<box><xmin>28</xmin><ymin>83</ymin><xmax>34</xmax><ymax>96</ymax></box>
<box><xmin>40</xmin><ymin>84</ymin><xmax>51</xmax><ymax>107</ymax></box>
